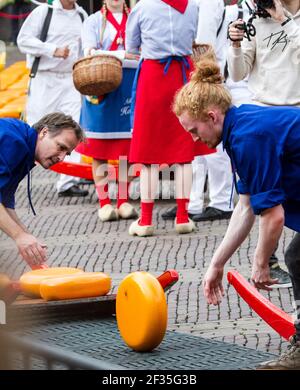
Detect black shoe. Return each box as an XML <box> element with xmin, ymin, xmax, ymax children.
<box><xmin>269</xmin><ymin>263</ymin><xmax>292</xmax><ymax>289</ymax></box>
<box><xmin>78</xmin><ymin>178</ymin><xmax>94</xmax><ymax>185</ymax></box>
<box><xmin>161</xmin><ymin>206</ymin><xmax>177</xmax><ymax>220</ymax></box>
<box><xmin>192</xmin><ymin>206</ymin><xmax>233</xmax><ymax>222</ymax></box>
<box><xmin>58</xmin><ymin>185</ymin><xmax>89</xmax><ymax>197</ymax></box>
<box><xmin>161</xmin><ymin>206</ymin><xmax>195</xmax><ymax>220</ymax></box>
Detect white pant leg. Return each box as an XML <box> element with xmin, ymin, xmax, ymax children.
<box><xmin>205</xmin><ymin>143</ymin><xmax>234</xmax><ymax>212</ymax></box>
<box><xmin>26</xmin><ymin>72</ymin><xmax>59</xmax><ymax>125</ymax></box>
<box><xmin>188</xmin><ymin>156</ymin><xmax>207</xmax><ymax>214</ymax></box>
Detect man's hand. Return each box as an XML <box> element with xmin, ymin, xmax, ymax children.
<box><xmin>251</xmin><ymin>261</ymin><xmax>278</xmax><ymax>291</ymax></box>
<box><xmin>125</xmin><ymin>52</ymin><xmax>140</xmax><ymax>61</ymax></box>
<box><xmin>265</xmin><ymin>0</ymin><xmax>286</xmax><ymax>23</ymax></box>
<box><xmin>228</xmin><ymin>19</ymin><xmax>245</xmax><ymax>47</ymax></box>
<box><xmin>54</xmin><ymin>46</ymin><xmax>70</xmax><ymax>59</ymax></box>
<box><xmin>15</xmin><ymin>232</ymin><xmax>47</xmax><ymax>268</ymax></box>
<box><xmin>203</xmin><ymin>265</ymin><xmax>225</xmax><ymax>305</ymax></box>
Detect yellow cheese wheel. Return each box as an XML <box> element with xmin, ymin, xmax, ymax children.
<box><xmin>116</xmin><ymin>271</ymin><xmax>167</xmax><ymax>352</ymax></box>
<box><xmin>40</xmin><ymin>272</ymin><xmax>111</xmax><ymax>301</ymax></box>
<box><xmin>20</xmin><ymin>267</ymin><xmax>83</xmax><ymax>298</ymax></box>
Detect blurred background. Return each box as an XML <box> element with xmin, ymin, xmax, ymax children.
<box><xmin>0</xmin><ymin>0</ymin><xmax>133</xmax><ymax>44</ymax></box>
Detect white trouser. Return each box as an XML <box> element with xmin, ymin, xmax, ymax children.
<box><xmin>188</xmin><ymin>85</ymin><xmax>253</xmax><ymax>214</ymax></box>
<box><xmin>26</xmin><ymin>70</ymin><xmax>82</xmax><ymax>192</ymax></box>
<box><xmin>188</xmin><ymin>156</ymin><xmax>206</xmax><ymax>214</ymax></box>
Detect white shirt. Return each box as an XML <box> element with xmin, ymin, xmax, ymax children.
<box><xmin>227</xmin><ymin>7</ymin><xmax>300</xmax><ymax>106</ymax></box>
<box><xmin>17</xmin><ymin>0</ymin><xmax>87</xmax><ymax>73</ymax></box>
<box><xmin>82</xmin><ymin>11</ymin><xmax>126</xmax><ymax>60</ymax></box>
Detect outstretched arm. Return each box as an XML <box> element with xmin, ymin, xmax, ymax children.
<box><xmin>203</xmin><ymin>194</ymin><xmax>255</xmax><ymax>305</ymax></box>
<box><xmin>251</xmin><ymin>204</ymin><xmax>284</xmax><ymax>290</ymax></box>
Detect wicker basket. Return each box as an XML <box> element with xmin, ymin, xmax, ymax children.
<box><xmin>73</xmin><ymin>54</ymin><xmax>123</xmax><ymax>96</ymax></box>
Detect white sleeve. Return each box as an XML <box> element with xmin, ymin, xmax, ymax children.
<box><xmin>196</xmin><ymin>0</ymin><xmax>224</xmax><ymax>46</ymax></box>
<box><xmin>283</xmin><ymin>19</ymin><xmax>300</xmax><ymax>49</ymax></box>
<box><xmin>17</xmin><ymin>6</ymin><xmax>57</xmax><ymax>58</ymax></box>
<box><xmin>125</xmin><ymin>3</ymin><xmax>141</xmax><ymax>53</ymax></box>
<box><xmin>227</xmin><ymin>37</ymin><xmax>256</xmax><ymax>82</ymax></box>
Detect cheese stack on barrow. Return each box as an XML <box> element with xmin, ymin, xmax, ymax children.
<box><xmin>20</xmin><ymin>267</ymin><xmax>111</xmax><ymax>301</ymax></box>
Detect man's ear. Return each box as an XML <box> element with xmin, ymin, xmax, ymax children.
<box><xmin>40</xmin><ymin>127</ymin><xmax>48</xmax><ymax>138</ymax></box>
<box><xmin>207</xmin><ymin>110</ymin><xmax>217</xmax><ymax>123</ymax></box>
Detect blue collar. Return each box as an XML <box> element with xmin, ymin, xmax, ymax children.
<box><xmin>222</xmin><ymin>106</ymin><xmax>238</xmax><ymax>150</ymax></box>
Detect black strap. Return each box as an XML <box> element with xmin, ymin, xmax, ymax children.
<box><xmin>217</xmin><ymin>8</ymin><xmax>226</xmax><ymax>37</ymax></box>
<box><xmin>78</xmin><ymin>12</ymin><xmax>84</xmax><ymax>23</ymax></box>
<box><xmin>30</xmin><ymin>7</ymin><xmax>53</xmax><ymax>78</ymax></box>
<box><xmin>30</xmin><ymin>9</ymin><xmax>85</xmax><ymax>78</ymax></box>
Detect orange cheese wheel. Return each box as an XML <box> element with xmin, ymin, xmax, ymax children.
<box><xmin>116</xmin><ymin>271</ymin><xmax>167</xmax><ymax>352</ymax></box>
<box><xmin>40</xmin><ymin>272</ymin><xmax>111</xmax><ymax>301</ymax></box>
<box><xmin>19</xmin><ymin>267</ymin><xmax>83</xmax><ymax>298</ymax></box>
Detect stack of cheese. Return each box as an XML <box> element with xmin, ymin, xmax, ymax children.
<box><xmin>0</xmin><ymin>61</ymin><xmax>28</xmax><ymax>118</ymax></box>
<box><xmin>20</xmin><ymin>267</ymin><xmax>111</xmax><ymax>301</ymax></box>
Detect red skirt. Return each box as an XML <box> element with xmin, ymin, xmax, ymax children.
<box><xmin>129</xmin><ymin>58</ymin><xmax>215</xmax><ymax>165</ymax></box>
<box><xmin>76</xmin><ymin>138</ymin><xmax>131</xmax><ymax>160</ymax></box>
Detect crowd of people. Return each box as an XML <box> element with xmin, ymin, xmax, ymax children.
<box><xmin>1</xmin><ymin>0</ymin><xmax>300</xmax><ymax>369</ymax></box>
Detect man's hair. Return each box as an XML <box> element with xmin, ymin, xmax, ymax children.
<box><xmin>32</xmin><ymin>112</ymin><xmax>85</xmax><ymax>142</ymax></box>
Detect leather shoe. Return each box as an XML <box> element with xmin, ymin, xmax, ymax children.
<box><xmin>192</xmin><ymin>207</ymin><xmax>232</xmax><ymax>222</ymax></box>
<box><xmin>161</xmin><ymin>206</ymin><xmax>194</xmax><ymax>220</ymax></box>
<box><xmin>58</xmin><ymin>185</ymin><xmax>89</xmax><ymax>197</ymax></box>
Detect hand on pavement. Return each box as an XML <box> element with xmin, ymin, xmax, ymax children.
<box><xmin>15</xmin><ymin>232</ymin><xmax>47</xmax><ymax>268</ymax></box>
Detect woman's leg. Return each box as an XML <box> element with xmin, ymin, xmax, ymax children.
<box><xmin>116</xmin><ymin>162</ymin><xmax>138</xmax><ymax>219</ymax></box>
<box><xmin>174</xmin><ymin>163</ymin><xmax>195</xmax><ymax>233</ymax></box>
<box><xmin>139</xmin><ymin>164</ymin><xmax>159</xmax><ymax>226</ymax></box>
<box><xmin>93</xmin><ymin>159</ymin><xmax>118</xmax><ymax>221</ymax></box>
<box><xmin>129</xmin><ymin>164</ymin><xmax>159</xmax><ymax>236</ymax></box>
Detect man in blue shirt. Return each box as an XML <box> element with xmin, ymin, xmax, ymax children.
<box><xmin>174</xmin><ymin>59</ymin><xmax>300</xmax><ymax>369</ymax></box>
<box><xmin>0</xmin><ymin>112</ymin><xmax>84</xmax><ymax>269</ymax></box>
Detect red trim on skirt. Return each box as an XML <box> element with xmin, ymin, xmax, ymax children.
<box><xmin>76</xmin><ymin>138</ymin><xmax>131</xmax><ymax>160</ymax></box>
<box><xmin>129</xmin><ymin>58</ymin><xmax>215</xmax><ymax>165</ymax></box>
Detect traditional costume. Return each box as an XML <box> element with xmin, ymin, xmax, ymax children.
<box><xmin>126</xmin><ymin>0</ymin><xmax>214</xmax><ymax>236</ymax></box>
<box><xmin>76</xmin><ymin>4</ymin><xmax>138</xmax><ymax>222</ymax></box>
<box><xmin>127</xmin><ymin>0</ymin><xmax>214</xmax><ymax>164</ymax></box>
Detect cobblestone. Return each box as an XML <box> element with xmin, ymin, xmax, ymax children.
<box><xmin>1</xmin><ymin>48</ymin><xmax>296</xmax><ymax>359</ymax></box>
<box><xmin>0</xmin><ymin>165</ymin><xmax>296</xmax><ymax>357</ymax></box>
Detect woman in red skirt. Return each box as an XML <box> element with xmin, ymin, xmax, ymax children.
<box><xmin>126</xmin><ymin>0</ymin><xmax>215</xmax><ymax>236</ymax></box>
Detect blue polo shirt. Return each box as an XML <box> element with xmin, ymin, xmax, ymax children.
<box><xmin>223</xmin><ymin>104</ymin><xmax>300</xmax><ymax>232</ymax></box>
<box><xmin>0</xmin><ymin>118</ymin><xmax>37</xmax><ymax>209</ymax></box>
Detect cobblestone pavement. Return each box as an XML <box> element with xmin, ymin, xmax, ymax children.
<box><xmin>0</xmin><ymin>166</ymin><xmax>295</xmax><ymax>357</ymax></box>
<box><xmin>1</xmin><ymin>47</ymin><xmax>295</xmax><ymax>359</ymax></box>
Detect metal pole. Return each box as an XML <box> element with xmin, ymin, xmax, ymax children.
<box><xmin>89</xmin><ymin>0</ymin><xmax>93</xmax><ymax>14</ymax></box>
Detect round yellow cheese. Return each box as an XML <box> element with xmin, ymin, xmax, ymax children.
<box><xmin>20</xmin><ymin>267</ymin><xmax>83</xmax><ymax>298</ymax></box>
<box><xmin>40</xmin><ymin>272</ymin><xmax>111</xmax><ymax>301</ymax></box>
<box><xmin>116</xmin><ymin>271</ymin><xmax>167</xmax><ymax>352</ymax></box>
